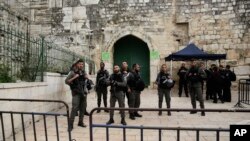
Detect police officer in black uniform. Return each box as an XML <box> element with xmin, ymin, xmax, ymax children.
<box><xmin>106</xmin><ymin>65</ymin><xmax>127</xmax><ymax>125</ymax></box>
<box><xmin>177</xmin><ymin>63</ymin><xmax>189</xmax><ymax>97</ymax></box>
<box><xmin>95</xmin><ymin>62</ymin><xmax>109</xmax><ymax>113</ymax></box>
<box><xmin>121</xmin><ymin>61</ymin><xmax>132</xmax><ymax>106</ymax></box>
<box><xmin>186</xmin><ymin>61</ymin><xmax>206</xmax><ymax>116</ymax></box>
<box><xmin>223</xmin><ymin>65</ymin><xmax>236</xmax><ymax>102</ymax></box>
<box><xmin>155</xmin><ymin>64</ymin><xmax>174</xmax><ymax>116</ymax></box>
<box><xmin>127</xmin><ymin>64</ymin><xmax>144</xmax><ymax>120</ymax></box>
<box><xmin>65</xmin><ymin>59</ymin><xmax>87</xmax><ymax>131</ymax></box>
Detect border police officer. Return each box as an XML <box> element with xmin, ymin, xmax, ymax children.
<box><xmin>95</xmin><ymin>62</ymin><xmax>109</xmax><ymax>113</ymax></box>
<box><xmin>65</xmin><ymin>59</ymin><xmax>87</xmax><ymax>131</ymax></box>
<box><xmin>155</xmin><ymin>64</ymin><xmax>175</xmax><ymax>116</ymax></box>
<box><xmin>186</xmin><ymin>61</ymin><xmax>207</xmax><ymax>116</ymax></box>
<box><xmin>106</xmin><ymin>65</ymin><xmax>127</xmax><ymax>125</ymax></box>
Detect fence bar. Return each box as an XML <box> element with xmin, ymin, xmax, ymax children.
<box><xmin>235</xmin><ymin>79</ymin><xmax>250</xmax><ymax>107</ymax></box>
<box><xmin>216</xmin><ymin>130</ymin><xmax>220</xmax><ymax>141</ymax></box>
<box><xmin>177</xmin><ymin>129</ymin><xmax>180</xmax><ymax>141</ymax></box>
<box><xmin>11</xmin><ymin>113</ymin><xmax>16</xmax><ymax>141</ymax></box>
<box><xmin>32</xmin><ymin>113</ymin><xmax>37</xmax><ymax>141</ymax></box>
<box><xmin>159</xmin><ymin>129</ymin><xmax>162</xmax><ymax>141</ymax></box>
<box><xmin>140</xmin><ymin>128</ymin><xmax>143</xmax><ymax>141</ymax></box>
<box><xmin>55</xmin><ymin>115</ymin><xmax>60</xmax><ymax>141</ymax></box>
<box><xmin>123</xmin><ymin>127</ymin><xmax>126</xmax><ymax>141</ymax></box>
<box><xmin>21</xmin><ymin>114</ymin><xmax>26</xmax><ymax>141</ymax></box>
<box><xmin>0</xmin><ymin>113</ymin><xmax>6</xmax><ymax>141</ymax></box>
<box><xmin>90</xmin><ymin>107</ymin><xmax>245</xmax><ymax>141</ymax></box>
<box><xmin>106</xmin><ymin>127</ymin><xmax>109</xmax><ymax>141</ymax></box>
<box><xmin>43</xmin><ymin>115</ymin><xmax>48</xmax><ymax>141</ymax></box>
<box><xmin>196</xmin><ymin>130</ymin><xmax>199</xmax><ymax>141</ymax></box>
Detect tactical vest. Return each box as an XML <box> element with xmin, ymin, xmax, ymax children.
<box><xmin>110</xmin><ymin>73</ymin><xmax>124</xmax><ymax>91</ymax></box>
<box><xmin>70</xmin><ymin>70</ymin><xmax>86</xmax><ymax>91</ymax></box>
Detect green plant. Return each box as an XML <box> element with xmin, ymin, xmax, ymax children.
<box><xmin>0</xmin><ymin>64</ymin><xmax>14</xmax><ymax>83</ymax></box>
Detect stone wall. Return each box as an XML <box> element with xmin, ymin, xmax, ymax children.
<box><xmin>14</xmin><ymin>0</ymin><xmax>250</xmax><ymax>83</ymax></box>
<box><xmin>0</xmin><ymin>1</ymin><xmax>29</xmax><ymax>33</ymax></box>
<box><xmin>175</xmin><ymin>0</ymin><xmax>250</xmax><ymax>78</ymax></box>
<box><xmin>0</xmin><ymin>72</ymin><xmax>71</xmax><ymax>139</ymax></box>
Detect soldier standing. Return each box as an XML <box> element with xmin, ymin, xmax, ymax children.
<box><xmin>155</xmin><ymin>64</ymin><xmax>175</xmax><ymax>116</ymax></box>
<box><xmin>177</xmin><ymin>63</ymin><xmax>189</xmax><ymax>97</ymax></box>
<box><xmin>65</xmin><ymin>59</ymin><xmax>87</xmax><ymax>131</ymax></box>
<box><xmin>223</xmin><ymin>65</ymin><xmax>236</xmax><ymax>102</ymax></box>
<box><xmin>121</xmin><ymin>61</ymin><xmax>131</xmax><ymax>106</ymax></box>
<box><xmin>127</xmin><ymin>64</ymin><xmax>144</xmax><ymax>120</ymax></box>
<box><xmin>186</xmin><ymin>60</ymin><xmax>207</xmax><ymax>116</ymax></box>
<box><xmin>95</xmin><ymin>62</ymin><xmax>109</xmax><ymax>113</ymax></box>
<box><xmin>106</xmin><ymin>65</ymin><xmax>127</xmax><ymax>125</ymax></box>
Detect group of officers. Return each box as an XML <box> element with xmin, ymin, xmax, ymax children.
<box><xmin>65</xmin><ymin>60</ymin><xmax>146</xmax><ymax>131</ymax></box>
<box><xmin>177</xmin><ymin>62</ymin><xmax>236</xmax><ymax>103</ymax></box>
<box><xmin>65</xmin><ymin>59</ymin><xmax>236</xmax><ymax>131</ymax></box>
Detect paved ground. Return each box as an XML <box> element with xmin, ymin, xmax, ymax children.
<box><xmin>6</xmin><ymin>88</ymin><xmax>250</xmax><ymax>141</ymax></box>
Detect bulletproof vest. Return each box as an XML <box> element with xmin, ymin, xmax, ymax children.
<box><xmin>187</xmin><ymin>67</ymin><xmax>202</xmax><ymax>83</ymax></box>
<box><xmin>127</xmin><ymin>71</ymin><xmax>139</xmax><ymax>88</ymax></box>
<box><xmin>110</xmin><ymin>73</ymin><xmax>124</xmax><ymax>91</ymax></box>
<box><xmin>159</xmin><ymin>72</ymin><xmax>171</xmax><ymax>89</ymax></box>
<box><xmin>179</xmin><ymin>67</ymin><xmax>188</xmax><ymax>78</ymax></box>
<box><xmin>70</xmin><ymin>70</ymin><xmax>86</xmax><ymax>90</ymax></box>
<box><xmin>97</xmin><ymin>70</ymin><xmax>108</xmax><ymax>79</ymax></box>
<box><xmin>97</xmin><ymin>70</ymin><xmax>108</xmax><ymax>87</ymax></box>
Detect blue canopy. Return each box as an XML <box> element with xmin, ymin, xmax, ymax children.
<box><xmin>165</xmin><ymin>43</ymin><xmax>226</xmax><ymax>61</ymax></box>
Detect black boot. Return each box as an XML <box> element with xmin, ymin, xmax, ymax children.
<box><xmin>167</xmin><ymin>111</ymin><xmax>171</xmax><ymax>116</ymax></box>
<box><xmin>158</xmin><ymin>111</ymin><xmax>162</xmax><ymax>116</ymax></box>
<box><xmin>104</xmin><ymin>105</ymin><xmax>109</xmax><ymax>113</ymax></box>
<box><xmin>190</xmin><ymin>107</ymin><xmax>197</xmax><ymax>114</ymax></box>
<box><xmin>78</xmin><ymin>121</ymin><xmax>87</xmax><ymax>127</ymax></box>
<box><xmin>129</xmin><ymin>113</ymin><xmax>135</xmax><ymax>120</ymax></box>
<box><xmin>104</xmin><ymin>101</ymin><xmax>109</xmax><ymax>113</ymax></box>
<box><xmin>68</xmin><ymin>123</ymin><xmax>73</xmax><ymax>131</ymax></box>
<box><xmin>121</xmin><ymin>118</ymin><xmax>127</xmax><ymax>125</ymax></box>
<box><xmin>201</xmin><ymin>111</ymin><xmax>205</xmax><ymax>116</ymax></box>
<box><xmin>106</xmin><ymin>118</ymin><xmax>114</xmax><ymax>125</ymax></box>
<box><xmin>134</xmin><ymin>112</ymin><xmax>142</xmax><ymax>117</ymax></box>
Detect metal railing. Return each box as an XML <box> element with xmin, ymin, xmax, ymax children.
<box><xmin>0</xmin><ymin>99</ymin><xmax>72</xmax><ymax>141</ymax></box>
<box><xmin>89</xmin><ymin>107</ymin><xmax>250</xmax><ymax>141</ymax></box>
<box><xmin>0</xmin><ymin>22</ymin><xmax>95</xmax><ymax>82</ymax></box>
<box><xmin>234</xmin><ymin>79</ymin><xmax>250</xmax><ymax>107</ymax></box>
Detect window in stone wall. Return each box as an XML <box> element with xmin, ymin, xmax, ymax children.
<box><xmin>175</xmin><ymin>23</ymin><xmax>189</xmax><ymax>46</ymax></box>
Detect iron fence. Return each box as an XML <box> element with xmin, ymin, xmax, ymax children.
<box><xmin>0</xmin><ymin>22</ymin><xmax>95</xmax><ymax>82</ymax></box>
<box><xmin>0</xmin><ymin>98</ymin><xmax>72</xmax><ymax>141</ymax></box>
<box><xmin>234</xmin><ymin>79</ymin><xmax>250</xmax><ymax>107</ymax></box>
<box><xmin>89</xmin><ymin>107</ymin><xmax>250</xmax><ymax>141</ymax></box>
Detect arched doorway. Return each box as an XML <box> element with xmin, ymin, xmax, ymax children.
<box><xmin>113</xmin><ymin>35</ymin><xmax>150</xmax><ymax>86</ymax></box>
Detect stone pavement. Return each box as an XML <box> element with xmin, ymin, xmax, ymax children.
<box><xmin>7</xmin><ymin>89</ymin><xmax>250</xmax><ymax>141</ymax></box>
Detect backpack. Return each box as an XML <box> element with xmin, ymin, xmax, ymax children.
<box><xmin>229</xmin><ymin>71</ymin><xmax>236</xmax><ymax>81</ymax></box>
<box><xmin>132</xmin><ymin>72</ymin><xmax>145</xmax><ymax>91</ymax></box>
<box><xmin>135</xmin><ymin>79</ymin><xmax>145</xmax><ymax>91</ymax></box>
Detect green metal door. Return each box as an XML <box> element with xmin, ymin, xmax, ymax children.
<box><xmin>114</xmin><ymin>35</ymin><xmax>150</xmax><ymax>86</ymax></box>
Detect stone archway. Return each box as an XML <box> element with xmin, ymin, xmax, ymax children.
<box><xmin>102</xmin><ymin>28</ymin><xmax>159</xmax><ymax>87</ymax></box>
<box><xmin>113</xmin><ymin>35</ymin><xmax>150</xmax><ymax>85</ymax></box>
